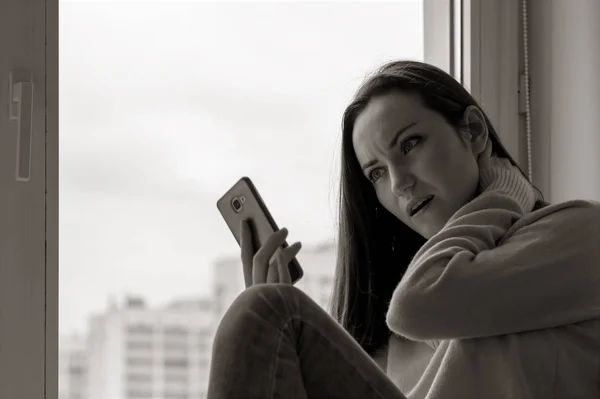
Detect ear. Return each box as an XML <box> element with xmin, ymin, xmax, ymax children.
<box><xmin>459</xmin><ymin>105</ymin><xmax>489</xmax><ymax>157</ymax></box>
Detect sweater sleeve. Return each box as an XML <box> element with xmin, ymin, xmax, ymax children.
<box><xmin>386</xmin><ymin>170</ymin><xmax>600</xmax><ymax>341</ymax></box>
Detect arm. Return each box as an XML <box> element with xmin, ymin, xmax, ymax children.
<box><xmin>386</xmin><ymin>163</ymin><xmax>600</xmax><ymax>341</ymax></box>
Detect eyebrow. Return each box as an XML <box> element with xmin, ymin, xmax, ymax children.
<box><xmin>361</xmin><ymin>121</ymin><xmax>418</xmax><ymax>172</ymax></box>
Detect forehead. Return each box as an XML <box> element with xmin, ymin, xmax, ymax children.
<box><xmin>352</xmin><ymin>91</ymin><xmax>427</xmax><ymax>161</ymax></box>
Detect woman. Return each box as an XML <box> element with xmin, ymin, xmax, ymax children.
<box><xmin>207</xmin><ymin>61</ymin><xmax>600</xmax><ymax>399</ymax></box>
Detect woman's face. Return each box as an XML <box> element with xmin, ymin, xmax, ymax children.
<box><xmin>352</xmin><ymin>90</ymin><xmax>483</xmax><ymax>239</ymax></box>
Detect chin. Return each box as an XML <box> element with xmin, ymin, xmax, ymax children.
<box><xmin>421</xmin><ymin>229</ymin><xmax>437</xmax><ymax>240</ymax></box>
<box><xmin>416</xmin><ymin>225</ymin><xmax>435</xmax><ymax>240</ymax></box>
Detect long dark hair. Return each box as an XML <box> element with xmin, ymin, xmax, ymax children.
<box><xmin>329</xmin><ymin>60</ymin><xmax>534</xmax><ymax>355</ymax></box>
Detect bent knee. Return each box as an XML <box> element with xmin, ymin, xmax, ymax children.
<box><xmin>231</xmin><ymin>283</ymin><xmax>303</xmax><ymax>315</ymax></box>
<box><xmin>216</xmin><ymin>284</ymin><xmax>304</xmax><ymax>335</ymax></box>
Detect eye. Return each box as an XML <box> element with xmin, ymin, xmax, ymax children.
<box><xmin>400</xmin><ymin>136</ymin><xmax>422</xmax><ymax>155</ymax></box>
<box><xmin>368</xmin><ymin>167</ymin><xmax>386</xmax><ymax>183</ymax></box>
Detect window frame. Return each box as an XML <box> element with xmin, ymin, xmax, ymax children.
<box><xmin>426</xmin><ymin>0</ymin><xmax>524</xmax><ymax>166</ymax></box>
<box><xmin>423</xmin><ymin>0</ymin><xmax>462</xmax><ymax>81</ymax></box>
<box><xmin>47</xmin><ymin>0</ymin><xmax>59</xmax><ymax>397</ymax></box>
<box><xmin>0</xmin><ymin>0</ymin><xmax>521</xmax><ymax>397</ymax></box>
<box><xmin>462</xmin><ymin>0</ymin><xmax>523</xmax><ymax>165</ymax></box>
<box><xmin>0</xmin><ymin>0</ymin><xmax>56</xmax><ymax>397</ymax></box>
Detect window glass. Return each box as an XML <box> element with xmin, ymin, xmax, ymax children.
<box><xmin>59</xmin><ymin>2</ymin><xmax>425</xmax><ymax>398</ymax></box>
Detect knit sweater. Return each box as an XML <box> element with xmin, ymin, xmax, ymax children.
<box><xmin>384</xmin><ymin>159</ymin><xmax>600</xmax><ymax>398</ymax></box>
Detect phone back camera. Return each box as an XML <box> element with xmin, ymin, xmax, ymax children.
<box><xmin>231</xmin><ymin>197</ymin><xmax>244</xmax><ymax>213</ymax></box>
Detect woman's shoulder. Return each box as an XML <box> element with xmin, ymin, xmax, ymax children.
<box><xmin>531</xmin><ymin>198</ymin><xmax>600</xmax><ymax>219</ymax></box>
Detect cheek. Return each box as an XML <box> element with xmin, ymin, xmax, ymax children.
<box><xmin>412</xmin><ymin>142</ymin><xmax>478</xmax><ymax>201</ymax></box>
<box><xmin>375</xmin><ymin>186</ymin><xmax>411</xmax><ymax>224</ymax></box>
<box><xmin>432</xmin><ymin>148</ymin><xmax>479</xmax><ymax>200</ymax></box>
<box><xmin>412</xmin><ymin>143</ymin><xmax>450</xmax><ymax>181</ymax></box>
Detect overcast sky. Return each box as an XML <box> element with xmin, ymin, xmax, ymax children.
<box><xmin>59</xmin><ymin>0</ymin><xmax>423</xmax><ymax>335</ymax></box>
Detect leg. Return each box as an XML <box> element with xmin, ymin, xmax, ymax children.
<box><xmin>207</xmin><ymin>284</ymin><xmax>407</xmax><ymax>399</ymax></box>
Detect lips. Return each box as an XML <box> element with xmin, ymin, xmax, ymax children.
<box><xmin>407</xmin><ymin>195</ymin><xmax>434</xmax><ymax>217</ymax></box>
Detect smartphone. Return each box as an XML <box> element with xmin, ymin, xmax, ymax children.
<box><xmin>216</xmin><ymin>177</ymin><xmax>304</xmax><ymax>284</ymax></box>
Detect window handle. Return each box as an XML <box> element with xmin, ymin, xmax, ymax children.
<box><xmin>9</xmin><ymin>70</ymin><xmax>34</xmax><ymax>182</ymax></box>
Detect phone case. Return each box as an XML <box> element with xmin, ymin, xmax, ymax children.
<box><xmin>216</xmin><ymin>177</ymin><xmax>304</xmax><ymax>283</ymax></box>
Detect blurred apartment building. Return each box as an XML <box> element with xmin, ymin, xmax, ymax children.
<box><xmin>59</xmin><ymin>240</ymin><xmax>336</xmax><ymax>399</ymax></box>
<box><xmin>59</xmin><ymin>334</ymin><xmax>88</xmax><ymax>399</ymax></box>
<box><xmin>73</xmin><ymin>296</ymin><xmax>215</xmax><ymax>399</ymax></box>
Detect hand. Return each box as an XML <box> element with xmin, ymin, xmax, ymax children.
<box><xmin>240</xmin><ymin>220</ymin><xmax>302</xmax><ymax>288</ymax></box>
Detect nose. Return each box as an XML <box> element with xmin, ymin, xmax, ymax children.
<box><xmin>390</xmin><ymin>168</ymin><xmax>414</xmax><ymax>198</ymax></box>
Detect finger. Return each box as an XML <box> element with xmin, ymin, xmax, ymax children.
<box><xmin>266</xmin><ymin>263</ymin><xmax>280</xmax><ymax>284</ymax></box>
<box><xmin>276</xmin><ymin>242</ymin><xmax>302</xmax><ymax>284</ymax></box>
<box><xmin>252</xmin><ymin>228</ymin><xmax>289</xmax><ymax>284</ymax></box>
<box><xmin>240</xmin><ymin>219</ymin><xmax>254</xmax><ymax>288</ymax></box>
<box><xmin>276</xmin><ymin>260</ymin><xmax>290</xmax><ymax>284</ymax></box>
